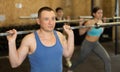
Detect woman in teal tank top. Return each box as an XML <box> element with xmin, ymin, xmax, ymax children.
<box><xmin>68</xmin><ymin>6</ymin><xmax>111</xmax><ymax>72</ymax></box>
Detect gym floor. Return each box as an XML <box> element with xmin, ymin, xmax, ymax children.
<box><xmin>0</xmin><ymin>41</ymin><xmax>120</xmax><ymax>72</ymax></box>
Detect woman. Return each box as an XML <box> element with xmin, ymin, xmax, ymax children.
<box><xmin>68</xmin><ymin>6</ymin><xmax>111</xmax><ymax>72</ymax></box>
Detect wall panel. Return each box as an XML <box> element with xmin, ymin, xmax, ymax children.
<box><xmin>0</xmin><ymin>0</ymin><xmax>119</xmax><ymax>27</ymax></box>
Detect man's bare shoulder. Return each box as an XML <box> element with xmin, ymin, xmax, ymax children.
<box><xmin>21</xmin><ymin>32</ymin><xmax>36</xmax><ymax>45</ymax></box>
<box><xmin>56</xmin><ymin>31</ymin><xmax>64</xmax><ymax>37</ymax></box>
<box><xmin>56</xmin><ymin>31</ymin><xmax>66</xmax><ymax>42</ymax></box>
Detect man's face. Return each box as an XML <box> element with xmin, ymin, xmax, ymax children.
<box><xmin>38</xmin><ymin>11</ymin><xmax>56</xmax><ymax>32</ymax></box>
<box><xmin>57</xmin><ymin>10</ymin><xmax>64</xmax><ymax>17</ymax></box>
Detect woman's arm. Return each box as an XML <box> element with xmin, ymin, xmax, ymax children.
<box><xmin>79</xmin><ymin>19</ymin><xmax>90</xmax><ymax>35</ymax></box>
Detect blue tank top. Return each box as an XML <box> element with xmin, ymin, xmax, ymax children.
<box><xmin>87</xmin><ymin>27</ymin><xmax>103</xmax><ymax>36</ymax></box>
<box><xmin>28</xmin><ymin>31</ymin><xmax>63</xmax><ymax>72</ymax></box>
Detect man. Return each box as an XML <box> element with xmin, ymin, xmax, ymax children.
<box><xmin>55</xmin><ymin>7</ymin><xmax>71</xmax><ymax>31</ymax></box>
<box><xmin>55</xmin><ymin>7</ymin><xmax>65</xmax><ymax>32</ymax></box>
<box><xmin>6</xmin><ymin>7</ymin><xmax>74</xmax><ymax>72</ymax></box>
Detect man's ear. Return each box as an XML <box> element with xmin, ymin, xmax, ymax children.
<box><xmin>93</xmin><ymin>13</ymin><xmax>95</xmax><ymax>17</ymax></box>
<box><xmin>36</xmin><ymin>18</ymin><xmax>40</xmax><ymax>25</ymax></box>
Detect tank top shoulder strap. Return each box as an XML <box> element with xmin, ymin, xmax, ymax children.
<box><xmin>53</xmin><ymin>30</ymin><xmax>60</xmax><ymax>41</ymax></box>
<box><xmin>34</xmin><ymin>31</ymin><xmax>40</xmax><ymax>43</ymax></box>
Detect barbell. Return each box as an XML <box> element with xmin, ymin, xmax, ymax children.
<box><xmin>0</xmin><ymin>22</ymin><xmax>120</xmax><ymax>37</ymax></box>
<box><xmin>19</xmin><ymin>16</ymin><xmax>120</xmax><ymax>23</ymax></box>
<box><xmin>0</xmin><ymin>56</ymin><xmax>8</xmax><ymax>59</ymax></box>
<box><xmin>56</xmin><ymin>22</ymin><xmax>120</xmax><ymax>30</ymax></box>
<box><xmin>0</xmin><ymin>30</ymin><xmax>35</xmax><ymax>37</ymax></box>
<box><xmin>79</xmin><ymin>16</ymin><xmax>120</xmax><ymax>20</ymax></box>
<box><xmin>56</xmin><ymin>17</ymin><xmax>120</xmax><ymax>23</ymax></box>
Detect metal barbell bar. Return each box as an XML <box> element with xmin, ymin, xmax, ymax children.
<box><xmin>56</xmin><ymin>19</ymin><xmax>81</xmax><ymax>23</ymax></box>
<box><xmin>79</xmin><ymin>16</ymin><xmax>118</xmax><ymax>20</ymax></box>
<box><xmin>79</xmin><ymin>16</ymin><xmax>93</xmax><ymax>19</ymax></box>
<box><xmin>19</xmin><ymin>16</ymin><xmax>82</xmax><ymax>23</ymax></box>
<box><xmin>56</xmin><ymin>22</ymin><xmax>120</xmax><ymax>30</ymax></box>
<box><xmin>19</xmin><ymin>16</ymin><xmax>120</xmax><ymax>23</ymax></box>
<box><xmin>0</xmin><ymin>30</ymin><xmax>35</xmax><ymax>37</ymax></box>
<box><xmin>0</xmin><ymin>22</ymin><xmax>120</xmax><ymax>36</ymax></box>
<box><xmin>56</xmin><ymin>17</ymin><xmax>120</xmax><ymax>23</ymax></box>
<box><xmin>0</xmin><ymin>56</ymin><xmax>8</xmax><ymax>59</ymax></box>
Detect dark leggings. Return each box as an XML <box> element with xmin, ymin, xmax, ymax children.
<box><xmin>69</xmin><ymin>39</ymin><xmax>111</xmax><ymax>72</ymax></box>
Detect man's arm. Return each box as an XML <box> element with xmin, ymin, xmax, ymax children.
<box><xmin>58</xmin><ymin>25</ymin><xmax>74</xmax><ymax>58</ymax></box>
<box><xmin>7</xmin><ymin>29</ymin><xmax>31</xmax><ymax>68</ymax></box>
